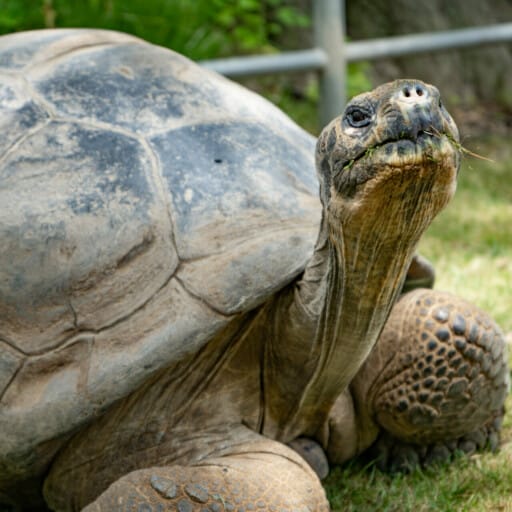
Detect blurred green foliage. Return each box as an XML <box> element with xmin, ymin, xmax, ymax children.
<box><xmin>0</xmin><ymin>0</ymin><xmax>309</xmax><ymax>60</ymax></box>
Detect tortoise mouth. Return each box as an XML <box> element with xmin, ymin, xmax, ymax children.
<box><xmin>341</xmin><ymin>131</ymin><xmax>456</xmax><ymax>172</ymax></box>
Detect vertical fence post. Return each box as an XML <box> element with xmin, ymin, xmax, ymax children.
<box><xmin>314</xmin><ymin>0</ymin><xmax>346</xmax><ymax>127</ymax></box>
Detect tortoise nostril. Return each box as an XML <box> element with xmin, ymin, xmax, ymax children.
<box><xmin>398</xmin><ymin>83</ymin><xmax>430</xmax><ymax>104</ymax></box>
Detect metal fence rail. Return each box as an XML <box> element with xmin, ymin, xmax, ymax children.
<box><xmin>200</xmin><ymin>0</ymin><xmax>512</xmax><ymax>126</ymax></box>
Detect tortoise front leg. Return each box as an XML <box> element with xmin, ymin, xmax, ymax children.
<box><xmin>77</xmin><ymin>437</ymin><xmax>329</xmax><ymax>512</ymax></box>
<box><xmin>341</xmin><ymin>288</ymin><xmax>509</xmax><ymax>471</ymax></box>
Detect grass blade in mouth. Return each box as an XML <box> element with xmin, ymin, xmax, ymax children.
<box><xmin>424</xmin><ymin>128</ymin><xmax>496</xmax><ymax>163</ymax></box>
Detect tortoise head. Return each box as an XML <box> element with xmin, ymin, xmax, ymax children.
<box><xmin>316</xmin><ymin>79</ymin><xmax>460</xmax><ymax>232</ymax></box>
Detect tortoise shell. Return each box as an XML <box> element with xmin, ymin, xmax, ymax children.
<box><xmin>0</xmin><ymin>29</ymin><xmax>320</xmax><ymax>469</ymax></box>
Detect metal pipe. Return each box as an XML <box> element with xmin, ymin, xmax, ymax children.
<box><xmin>314</xmin><ymin>0</ymin><xmax>346</xmax><ymax>125</ymax></box>
<box><xmin>200</xmin><ymin>48</ymin><xmax>327</xmax><ymax>77</ymax></box>
<box><xmin>201</xmin><ymin>23</ymin><xmax>512</xmax><ymax>74</ymax></box>
<box><xmin>346</xmin><ymin>22</ymin><xmax>512</xmax><ymax>61</ymax></box>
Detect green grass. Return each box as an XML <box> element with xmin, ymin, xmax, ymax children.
<box><xmin>324</xmin><ymin>137</ymin><xmax>512</xmax><ymax>511</ymax></box>
<box><xmin>325</xmin><ymin>442</ymin><xmax>512</xmax><ymax>512</ymax></box>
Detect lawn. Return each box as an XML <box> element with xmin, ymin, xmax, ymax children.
<box><xmin>324</xmin><ymin>136</ymin><xmax>512</xmax><ymax>511</ymax></box>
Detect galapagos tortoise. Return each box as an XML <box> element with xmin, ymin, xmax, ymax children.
<box><xmin>0</xmin><ymin>29</ymin><xmax>508</xmax><ymax>511</ymax></box>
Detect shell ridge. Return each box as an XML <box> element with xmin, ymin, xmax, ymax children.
<box><xmin>174</xmin><ymin>274</ymin><xmax>232</xmax><ymax>319</ymax></box>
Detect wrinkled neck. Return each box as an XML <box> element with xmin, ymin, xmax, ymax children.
<box><xmin>264</xmin><ymin>175</ymin><xmax>444</xmax><ymax>441</ymax></box>
<box><xmin>298</xmin><ymin>209</ymin><xmax>418</xmax><ymax>416</ymax></box>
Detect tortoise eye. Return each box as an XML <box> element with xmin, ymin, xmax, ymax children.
<box><xmin>345</xmin><ymin>106</ymin><xmax>372</xmax><ymax>128</ymax></box>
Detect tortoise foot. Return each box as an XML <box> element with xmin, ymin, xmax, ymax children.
<box><xmin>74</xmin><ymin>439</ymin><xmax>329</xmax><ymax>512</ymax></box>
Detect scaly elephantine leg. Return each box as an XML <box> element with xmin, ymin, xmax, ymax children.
<box><xmin>52</xmin><ymin>435</ymin><xmax>329</xmax><ymax>512</ymax></box>
<box><xmin>325</xmin><ymin>288</ymin><xmax>509</xmax><ymax>471</ymax></box>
